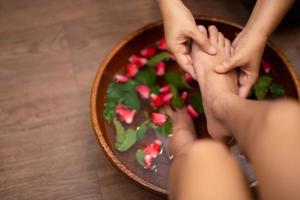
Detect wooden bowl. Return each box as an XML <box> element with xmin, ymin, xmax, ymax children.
<box><xmin>90</xmin><ymin>16</ymin><xmax>300</xmax><ymax>196</ymax></box>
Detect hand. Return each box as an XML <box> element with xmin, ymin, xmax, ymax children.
<box><xmin>214</xmin><ymin>30</ymin><xmax>267</xmax><ymax>97</ymax></box>
<box><xmin>158</xmin><ymin>0</ymin><xmax>216</xmax><ymax>78</ymax></box>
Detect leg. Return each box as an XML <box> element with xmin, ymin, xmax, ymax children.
<box><xmin>169</xmin><ymin>140</ymin><xmax>251</xmax><ymax>200</ymax></box>
<box><xmin>192</xmin><ymin>25</ymin><xmax>300</xmax><ymax>200</ymax></box>
<box><xmin>218</xmin><ymin>97</ymin><xmax>300</xmax><ymax>200</ymax></box>
<box><xmin>161</xmin><ymin>107</ymin><xmax>251</xmax><ymax>200</ymax></box>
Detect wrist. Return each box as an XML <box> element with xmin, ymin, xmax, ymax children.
<box><xmin>157</xmin><ymin>0</ymin><xmax>182</xmax><ymax>10</ymax></box>
<box><xmin>243</xmin><ymin>25</ymin><xmax>269</xmax><ymax>43</ymax></box>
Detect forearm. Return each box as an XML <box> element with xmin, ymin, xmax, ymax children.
<box><xmin>245</xmin><ymin>0</ymin><xmax>294</xmax><ymax>38</ymax></box>
<box><xmin>156</xmin><ymin>0</ymin><xmax>183</xmax><ymax>19</ymax></box>
<box><xmin>217</xmin><ymin>96</ymin><xmax>300</xmax><ymax>199</ymax></box>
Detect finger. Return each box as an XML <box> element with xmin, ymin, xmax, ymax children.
<box><xmin>208</xmin><ymin>25</ymin><xmax>219</xmax><ymax>46</ymax></box>
<box><xmin>239</xmin><ymin>83</ymin><xmax>253</xmax><ymax>98</ymax></box>
<box><xmin>238</xmin><ymin>74</ymin><xmax>257</xmax><ymax>98</ymax></box>
<box><xmin>214</xmin><ymin>54</ymin><xmax>241</xmax><ymax>73</ymax></box>
<box><xmin>197</xmin><ymin>25</ymin><xmax>208</xmax><ymax>37</ymax></box>
<box><xmin>224</xmin><ymin>39</ymin><xmax>231</xmax><ymax>56</ymax></box>
<box><xmin>174</xmin><ymin>52</ymin><xmax>197</xmax><ymax>79</ymax></box>
<box><xmin>189</xmin><ymin>26</ymin><xmax>216</xmax><ymax>55</ymax></box>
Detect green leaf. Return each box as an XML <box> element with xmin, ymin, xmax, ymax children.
<box><xmin>189</xmin><ymin>92</ymin><xmax>203</xmax><ymax>113</ymax></box>
<box><xmin>113</xmin><ymin>119</ymin><xmax>126</xmax><ymax>145</ymax></box>
<box><xmin>169</xmin><ymin>84</ymin><xmax>184</xmax><ymax>108</ymax></box>
<box><xmin>136</xmin><ymin>66</ymin><xmax>156</xmax><ymax>86</ymax></box>
<box><xmin>150</xmin><ymin>84</ymin><xmax>160</xmax><ymax>94</ymax></box>
<box><xmin>165</xmin><ymin>72</ymin><xmax>189</xmax><ymax>89</ymax></box>
<box><xmin>103</xmin><ymin>81</ymin><xmax>140</xmax><ymax>122</ymax></box>
<box><xmin>122</xmin><ymin>90</ymin><xmax>140</xmax><ymax>110</ymax></box>
<box><xmin>136</xmin><ymin>124</ymin><xmax>148</xmax><ymax>141</ymax></box>
<box><xmin>270</xmin><ymin>83</ymin><xmax>285</xmax><ymax>98</ymax></box>
<box><xmin>116</xmin><ymin>128</ymin><xmax>137</xmax><ymax>152</ymax></box>
<box><xmin>254</xmin><ymin>75</ymin><xmax>273</xmax><ymax>100</ymax></box>
<box><xmin>135</xmin><ymin>149</ymin><xmax>145</xmax><ymax>166</ymax></box>
<box><xmin>147</xmin><ymin>51</ymin><xmax>170</xmax><ymax>67</ymax></box>
<box><xmin>103</xmin><ymin>102</ymin><xmax>116</xmax><ymax>122</ymax></box>
<box><xmin>154</xmin><ymin>118</ymin><xmax>172</xmax><ymax>137</ymax></box>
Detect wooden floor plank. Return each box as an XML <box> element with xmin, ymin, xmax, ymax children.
<box><xmin>0</xmin><ymin>0</ymin><xmax>299</xmax><ymax>199</ymax></box>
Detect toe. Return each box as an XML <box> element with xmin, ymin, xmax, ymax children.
<box><xmin>218</xmin><ymin>32</ymin><xmax>225</xmax><ymax>48</ymax></box>
<box><xmin>161</xmin><ymin>106</ymin><xmax>174</xmax><ymax>117</ymax></box>
<box><xmin>208</xmin><ymin>25</ymin><xmax>219</xmax><ymax>46</ymax></box>
<box><xmin>224</xmin><ymin>38</ymin><xmax>231</xmax><ymax>57</ymax></box>
<box><xmin>197</xmin><ymin>25</ymin><xmax>208</xmax><ymax>37</ymax></box>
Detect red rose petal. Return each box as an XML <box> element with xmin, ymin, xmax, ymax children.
<box><xmin>144</xmin><ymin>154</ymin><xmax>152</xmax><ymax>169</ymax></box>
<box><xmin>151</xmin><ymin>112</ymin><xmax>167</xmax><ymax>126</ymax></box>
<box><xmin>187</xmin><ymin>104</ymin><xmax>199</xmax><ymax>118</ymax></box>
<box><xmin>150</xmin><ymin>93</ymin><xmax>162</xmax><ymax>108</ymax></box>
<box><xmin>129</xmin><ymin>55</ymin><xmax>147</xmax><ymax>68</ymax></box>
<box><xmin>160</xmin><ymin>92</ymin><xmax>173</xmax><ymax>105</ymax></box>
<box><xmin>143</xmin><ymin>145</ymin><xmax>159</xmax><ymax>158</ymax></box>
<box><xmin>159</xmin><ymin>85</ymin><xmax>170</xmax><ymax>94</ymax></box>
<box><xmin>155</xmin><ymin>61</ymin><xmax>166</xmax><ymax>76</ymax></box>
<box><xmin>124</xmin><ymin>63</ymin><xmax>138</xmax><ymax>78</ymax></box>
<box><xmin>140</xmin><ymin>47</ymin><xmax>157</xmax><ymax>58</ymax></box>
<box><xmin>115</xmin><ymin>74</ymin><xmax>129</xmax><ymax>83</ymax></box>
<box><xmin>151</xmin><ymin>140</ymin><xmax>162</xmax><ymax>152</ymax></box>
<box><xmin>183</xmin><ymin>72</ymin><xmax>194</xmax><ymax>83</ymax></box>
<box><xmin>136</xmin><ymin>85</ymin><xmax>150</xmax><ymax>99</ymax></box>
<box><xmin>262</xmin><ymin>61</ymin><xmax>271</xmax><ymax>74</ymax></box>
<box><xmin>181</xmin><ymin>91</ymin><xmax>188</xmax><ymax>101</ymax></box>
<box><xmin>115</xmin><ymin>105</ymin><xmax>136</xmax><ymax>124</ymax></box>
<box><xmin>158</xmin><ymin>38</ymin><xmax>167</xmax><ymax>50</ymax></box>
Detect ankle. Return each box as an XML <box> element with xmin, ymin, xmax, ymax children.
<box><xmin>211</xmin><ymin>91</ymin><xmax>232</xmax><ymax>121</ymax></box>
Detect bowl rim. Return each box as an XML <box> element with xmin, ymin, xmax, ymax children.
<box><xmin>90</xmin><ymin>16</ymin><xmax>300</xmax><ymax>196</ymax></box>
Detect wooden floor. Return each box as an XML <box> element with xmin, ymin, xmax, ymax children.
<box><xmin>0</xmin><ymin>0</ymin><xmax>299</xmax><ymax>199</ymax></box>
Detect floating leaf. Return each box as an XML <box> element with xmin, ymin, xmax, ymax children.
<box><xmin>169</xmin><ymin>84</ymin><xmax>184</xmax><ymax>108</ymax></box>
<box><xmin>113</xmin><ymin>119</ymin><xmax>126</xmax><ymax>145</ymax></box>
<box><xmin>254</xmin><ymin>75</ymin><xmax>273</xmax><ymax>100</ymax></box>
<box><xmin>136</xmin><ymin>124</ymin><xmax>148</xmax><ymax>141</ymax></box>
<box><xmin>135</xmin><ymin>149</ymin><xmax>145</xmax><ymax>166</ymax></box>
<box><xmin>116</xmin><ymin>128</ymin><xmax>137</xmax><ymax>152</ymax></box>
<box><xmin>154</xmin><ymin>118</ymin><xmax>172</xmax><ymax>137</ymax></box>
<box><xmin>189</xmin><ymin>92</ymin><xmax>204</xmax><ymax>113</ymax></box>
<box><xmin>150</xmin><ymin>84</ymin><xmax>160</xmax><ymax>94</ymax></box>
<box><xmin>136</xmin><ymin>66</ymin><xmax>156</xmax><ymax>86</ymax></box>
<box><xmin>165</xmin><ymin>72</ymin><xmax>189</xmax><ymax>89</ymax></box>
<box><xmin>147</xmin><ymin>51</ymin><xmax>169</xmax><ymax>67</ymax></box>
<box><xmin>270</xmin><ymin>83</ymin><xmax>285</xmax><ymax>98</ymax></box>
<box><xmin>105</xmin><ymin>81</ymin><xmax>140</xmax><ymax>113</ymax></box>
<box><xmin>103</xmin><ymin>101</ymin><xmax>117</xmax><ymax>122</ymax></box>
<box><xmin>122</xmin><ymin>90</ymin><xmax>140</xmax><ymax>110</ymax></box>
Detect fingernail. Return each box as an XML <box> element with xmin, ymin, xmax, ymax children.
<box><xmin>209</xmin><ymin>46</ymin><xmax>216</xmax><ymax>54</ymax></box>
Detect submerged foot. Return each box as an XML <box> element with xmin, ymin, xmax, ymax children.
<box><xmin>158</xmin><ymin>106</ymin><xmax>197</xmax><ymax>157</ymax></box>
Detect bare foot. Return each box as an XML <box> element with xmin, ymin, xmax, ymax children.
<box><xmin>191</xmin><ymin>25</ymin><xmax>238</xmax><ymax>140</ymax></box>
<box><xmin>158</xmin><ymin>106</ymin><xmax>197</xmax><ymax>157</ymax></box>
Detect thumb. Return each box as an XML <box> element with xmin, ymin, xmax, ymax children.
<box><xmin>214</xmin><ymin>55</ymin><xmax>241</xmax><ymax>73</ymax></box>
<box><xmin>190</xmin><ymin>28</ymin><xmax>216</xmax><ymax>55</ymax></box>
<box><xmin>238</xmin><ymin>74</ymin><xmax>257</xmax><ymax>98</ymax></box>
